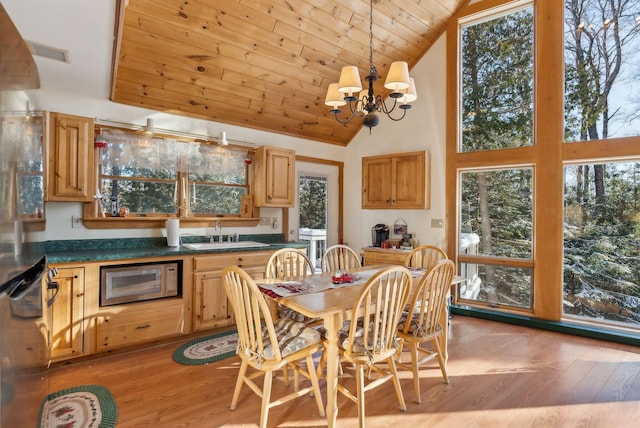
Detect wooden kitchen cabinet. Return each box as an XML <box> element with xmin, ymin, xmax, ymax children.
<box><xmin>253</xmin><ymin>146</ymin><xmax>295</xmax><ymax>207</ymax></box>
<box><xmin>48</xmin><ymin>267</ymin><xmax>85</xmax><ymax>361</ymax></box>
<box><xmin>46</xmin><ymin>112</ymin><xmax>94</xmax><ymax>202</ymax></box>
<box><xmin>193</xmin><ymin>251</ymin><xmax>272</xmax><ymax>331</ymax></box>
<box><xmin>362</xmin><ymin>151</ymin><xmax>429</xmax><ymax>209</ymax></box>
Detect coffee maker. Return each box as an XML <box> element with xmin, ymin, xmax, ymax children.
<box><xmin>371</xmin><ymin>224</ymin><xmax>390</xmax><ymax>247</ymax></box>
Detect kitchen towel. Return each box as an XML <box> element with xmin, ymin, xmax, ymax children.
<box><xmin>166</xmin><ymin>219</ymin><xmax>180</xmax><ymax>247</ymax></box>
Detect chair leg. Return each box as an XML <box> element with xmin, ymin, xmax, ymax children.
<box><xmin>410</xmin><ymin>342</ymin><xmax>421</xmax><ymax>403</ymax></box>
<box><xmin>355</xmin><ymin>364</ymin><xmax>366</xmax><ymax>428</ymax></box>
<box><xmin>306</xmin><ymin>354</ymin><xmax>326</xmax><ymax>417</ymax></box>
<box><xmin>432</xmin><ymin>337</ymin><xmax>449</xmax><ymax>384</ymax></box>
<box><xmin>388</xmin><ymin>356</ymin><xmax>407</xmax><ymax>412</ymax></box>
<box><xmin>230</xmin><ymin>359</ymin><xmax>248</xmax><ymax>410</ymax></box>
<box><xmin>283</xmin><ymin>365</ymin><xmax>290</xmax><ymax>386</ymax></box>
<box><xmin>259</xmin><ymin>370</ymin><xmax>274</xmax><ymax>428</ymax></box>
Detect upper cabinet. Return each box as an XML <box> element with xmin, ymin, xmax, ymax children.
<box><xmin>46</xmin><ymin>112</ymin><xmax>94</xmax><ymax>202</ymax></box>
<box><xmin>253</xmin><ymin>146</ymin><xmax>295</xmax><ymax>207</ymax></box>
<box><xmin>362</xmin><ymin>151</ymin><xmax>430</xmax><ymax>209</ymax></box>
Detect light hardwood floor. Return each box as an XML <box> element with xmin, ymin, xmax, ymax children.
<box><xmin>6</xmin><ymin>316</ymin><xmax>640</xmax><ymax>427</ymax></box>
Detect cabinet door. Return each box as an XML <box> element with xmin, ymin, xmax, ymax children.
<box><xmin>49</xmin><ymin>267</ymin><xmax>84</xmax><ymax>361</ymax></box>
<box><xmin>362</xmin><ymin>157</ymin><xmax>392</xmax><ymax>208</ymax></box>
<box><xmin>254</xmin><ymin>146</ymin><xmax>295</xmax><ymax>207</ymax></box>
<box><xmin>47</xmin><ymin>113</ymin><xmax>94</xmax><ymax>201</ymax></box>
<box><xmin>392</xmin><ymin>153</ymin><xmax>426</xmax><ymax>209</ymax></box>
<box><xmin>193</xmin><ymin>270</ymin><xmax>232</xmax><ymax>331</ymax></box>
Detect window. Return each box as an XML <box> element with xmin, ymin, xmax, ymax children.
<box><xmin>449</xmin><ymin>0</ymin><xmax>640</xmax><ymax>334</ymax></box>
<box><xmin>564</xmin><ymin>162</ymin><xmax>640</xmax><ymax>326</ymax></box>
<box><xmin>460</xmin><ymin>5</ymin><xmax>534</xmax><ymax>152</ymax></box>
<box><xmin>454</xmin><ymin>2</ymin><xmax>535</xmax><ymax>312</ymax></box>
<box><xmin>2</xmin><ymin>115</ymin><xmax>44</xmax><ymax>219</ymax></box>
<box><xmin>564</xmin><ymin>0</ymin><xmax>640</xmax><ymax>141</ymax></box>
<box><xmin>99</xmin><ymin>129</ymin><xmax>249</xmax><ymax>217</ymax></box>
<box><xmin>460</xmin><ymin>168</ymin><xmax>533</xmax><ymax>309</ymax></box>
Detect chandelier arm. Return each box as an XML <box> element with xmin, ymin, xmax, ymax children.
<box><xmin>375</xmin><ymin>95</ymin><xmax>399</xmax><ymax>115</ymax></box>
<box><xmin>330</xmin><ymin>109</ymin><xmax>355</xmax><ymax>125</ymax></box>
<box><xmin>348</xmin><ymin>98</ymin><xmax>366</xmax><ymax>117</ymax></box>
<box><xmin>386</xmin><ymin>108</ymin><xmax>409</xmax><ymax>122</ymax></box>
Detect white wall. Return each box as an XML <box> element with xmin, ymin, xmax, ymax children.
<box><xmin>30</xmin><ymin>35</ymin><xmax>447</xmax><ymax>247</ymax></box>
<box><xmin>343</xmin><ymin>35</ymin><xmax>448</xmax><ymax>252</ymax></box>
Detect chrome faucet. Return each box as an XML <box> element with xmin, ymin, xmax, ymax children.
<box><xmin>216</xmin><ymin>219</ymin><xmax>223</xmax><ymax>242</ymax></box>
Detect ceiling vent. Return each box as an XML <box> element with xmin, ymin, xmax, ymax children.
<box><xmin>26</xmin><ymin>41</ymin><xmax>69</xmax><ymax>63</ymax></box>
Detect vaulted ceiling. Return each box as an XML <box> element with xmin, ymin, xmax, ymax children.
<box><xmin>111</xmin><ymin>0</ymin><xmax>468</xmax><ymax>146</ymax></box>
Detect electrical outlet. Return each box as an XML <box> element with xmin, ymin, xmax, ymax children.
<box><xmin>71</xmin><ymin>215</ymin><xmax>83</xmax><ymax>228</ymax></box>
<box><xmin>431</xmin><ymin>218</ymin><xmax>444</xmax><ymax>228</ymax></box>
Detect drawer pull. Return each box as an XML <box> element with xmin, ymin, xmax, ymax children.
<box><xmin>136</xmin><ymin>324</ymin><xmax>151</xmax><ymax>330</ymax></box>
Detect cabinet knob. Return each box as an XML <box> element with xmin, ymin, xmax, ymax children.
<box><xmin>136</xmin><ymin>324</ymin><xmax>151</xmax><ymax>330</ymax></box>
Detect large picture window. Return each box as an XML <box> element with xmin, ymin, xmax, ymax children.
<box><xmin>449</xmin><ymin>0</ymin><xmax>640</xmax><ymax>334</ymax></box>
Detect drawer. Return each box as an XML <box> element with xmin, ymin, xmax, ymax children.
<box><xmin>193</xmin><ymin>250</ymin><xmax>272</xmax><ymax>271</ymax></box>
<box><xmin>362</xmin><ymin>250</ymin><xmax>407</xmax><ymax>265</ymax></box>
<box><xmin>95</xmin><ymin>302</ymin><xmax>185</xmax><ymax>351</ymax></box>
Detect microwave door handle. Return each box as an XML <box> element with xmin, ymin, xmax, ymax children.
<box><xmin>47</xmin><ymin>281</ymin><xmax>60</xmax><ymax>308</ymax></box>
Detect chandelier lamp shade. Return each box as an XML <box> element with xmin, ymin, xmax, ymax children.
<box><xmin>324</xmin><ymin>0</ymin><xmax>417</xmax><ymax>131</ymax></box>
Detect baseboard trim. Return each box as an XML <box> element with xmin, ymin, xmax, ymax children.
<box><xmin>450</xmin><ymin>305</ymin><xmax>640</xmax><ymax>347</ymax></box>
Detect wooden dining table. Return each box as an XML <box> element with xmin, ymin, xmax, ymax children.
<box><xmin>256</xmin><ymin>265</ymin><xmax>464</xmax><ymax>428</ymax></box>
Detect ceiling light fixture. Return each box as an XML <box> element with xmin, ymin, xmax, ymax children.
<box><xmin>325</xmin><ymin>0</ymin><xmax>417</xmax><ymax>132</ymax></box>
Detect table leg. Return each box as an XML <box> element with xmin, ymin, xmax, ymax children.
<box><xmin>324</xmin><ymin>312</ymin><xmax>341</xmax><ymax>428</ymax></box>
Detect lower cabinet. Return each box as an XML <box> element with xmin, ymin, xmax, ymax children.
<box><xmin>49</xmin><ymin>267</ymin><xmax>85</xmax><ymax>361</ymax></box>
<box><xmin>46</xmin><ymin>249</ymin><xmax>278</xmax><ymax>361</ymax></box>
<box><xmin>95</xmin><ymin>300</ymin><xmax>185</xmax><ymax>352</ymax></box>
<box><xmin>193</xmin><ymin>251</ymin><xmax>271</xmax><ymax>331</ymax></box>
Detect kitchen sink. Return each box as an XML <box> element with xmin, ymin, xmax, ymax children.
<box><xmin>182</xmin><ymin>241</ymin><xmax>270</xmax><ymax>250</ymax></box>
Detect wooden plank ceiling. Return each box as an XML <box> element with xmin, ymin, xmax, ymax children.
<box><xmin>111</xmin><ymin>0</ymin><xmax>468</xmax><ymax>146</ymax></box>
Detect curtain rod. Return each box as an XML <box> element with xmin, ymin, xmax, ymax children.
<box><xmin>94</xmin><ymin>118</ymin><xmax>258</xmax><ymax>148</ymax></box>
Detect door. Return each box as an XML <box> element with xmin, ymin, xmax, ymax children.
<box><xmin>289</xmin><ymin>161</ymin><xmax>339</xmax><ymax>248</ymax></box>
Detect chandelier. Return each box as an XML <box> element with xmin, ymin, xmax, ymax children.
<box><xmin>324</xmin><ymin>0</ymin><xmax>417</xmax><ymax>131</ymax></box>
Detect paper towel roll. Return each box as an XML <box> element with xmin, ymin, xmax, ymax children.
<box><xmin>166</xmin><ymin>219</ymin><xmax>180</xmax><ymax>247</ymax></box>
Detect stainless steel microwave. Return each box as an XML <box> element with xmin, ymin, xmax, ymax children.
<box><xmin>100</xmin><ymin>261</ymin><xmax>181</xmax><ymax>306</ymax></box>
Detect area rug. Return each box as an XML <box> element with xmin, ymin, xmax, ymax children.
<box><xmin>172</xmin><ymin>329</ymin><xmax>238</xmax><ymax>365</ymax></box>
<box><xmin>37</xmin><ymin>384</ymin><xmax>117</xmax><ymax>428</ymax></box>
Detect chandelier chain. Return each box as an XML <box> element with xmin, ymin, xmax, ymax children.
<box><xmin>369</xmin><ymin>0</ymin><xmax>374</xmax><ymax>67</ymax></box>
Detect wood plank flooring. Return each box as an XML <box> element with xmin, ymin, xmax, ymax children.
<box><xmin>5</xmin><ymin>315</ymin><xmax>640</xmax><ymax>427</ymax></box>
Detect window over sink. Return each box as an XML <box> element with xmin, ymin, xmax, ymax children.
<box><xmin>98</xmin><ymin>128</ymin><xmax>250</xmax><ymax>218</ymax></box>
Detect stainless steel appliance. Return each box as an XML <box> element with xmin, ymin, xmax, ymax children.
<box><xmin>100</xmin><ymin>261</ymin><xmax>181</xmax><ymax>306</ymax></box>
<box><xmin>1</xmin><ymin>5</ymin><xmax>48</xmax><ymax>426</ymax></box>
<box><xmin>371</xmin><ymin>224</ymin><xmax>389</xmax><ymax>247</ymax></box>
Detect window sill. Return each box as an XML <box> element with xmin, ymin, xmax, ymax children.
<box><xmin>81</xmin><ymin>216</ymin><xmax>260</xmax><ymax>229</ymax></box>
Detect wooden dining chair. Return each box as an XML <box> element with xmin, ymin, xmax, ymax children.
<box><xmin>396</xmin><ymin>259</ymin><xmax>455</xmax><ymax>403</ymax></box>
<box><xmin>265</xmin><ymin>248</ymin><xmax>314</xmax><ymax>279</ymax></box>
<box><xmin>403</xmin><ymin>245</ymin><xmax>447</xmax><ymax>271</ymax></box>
<box><xmin>222</xmin><ymin>266</ymin><xmax>325</xmax><ymax>428</ymax></box>
<box><xmin>321</xmin><ymin>265</ymin><xmax>412</xmax><ymax>428</ymax></box>
<box><xmin>320</xmin><ymin>244</ymin><xmax>361</xmax><ymax>273</ymax></box>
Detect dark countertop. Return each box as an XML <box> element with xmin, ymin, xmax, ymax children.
<box><xmin>27</xmin><ymin>235</ymin><xmax>308</xmax><ymax>264</ymax></box>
